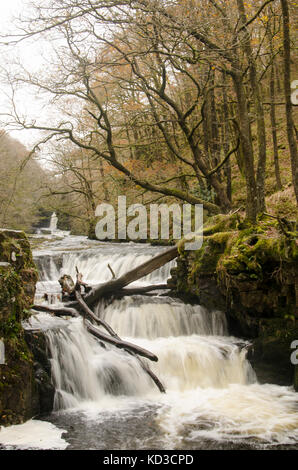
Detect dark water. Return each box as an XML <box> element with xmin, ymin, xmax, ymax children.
<box><xmin>37</xmin><ymin>407</ymin><xmax>298</xmax><ymax>451</ymax></box>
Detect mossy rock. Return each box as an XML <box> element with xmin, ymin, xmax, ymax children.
<box><xmin>174</xmin><ymin>212</ymin><xmax>297</xmax><ymax>326</ymax></box>
<box><xmin>0</xmin><ymin>331</ymin><xmax>38</xmax><ymax>426</ymax></box>
<box><xmin>249</xmin><ymin>319</ymin><xmax>298</xmax><ymax>386</ymax></box>
<box><xmin>190</xmin><ymin>231</ymin><xmax>232</xmax><ymax>276</ymax></box>
<box><xmin>172</xmin><ymin>212</ymin><xmax>298</xmax><ymax>387</ymax></box>
<box><xmin>203</xmin><ymin>213</ymin><xmax>241</xmax><ymax>236</ymax></box>
<box><xmin>0</xmin><ymin>230</ymin><xmax>39</xmax><ymax>425</ymax></box>
<box><xmin>0</xmin><ymin>229</ymin><xmax>35</xmax><ymax>270</ymax></box>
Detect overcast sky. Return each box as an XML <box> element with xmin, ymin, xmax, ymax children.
<box><xmin>1</xmin><ymin>0</ymin><xmax>24</xmax><ymax>24</ymax></box>
<box><xmin>0</xmin><ymin>0</ymin><xmax>48</xmax><ymax>147</ymax></box>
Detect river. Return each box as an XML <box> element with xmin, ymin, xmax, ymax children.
<box><xmin>1</xmin><ymin>236</ymin><xmax>297</xmax><ymax>450</ymax></box>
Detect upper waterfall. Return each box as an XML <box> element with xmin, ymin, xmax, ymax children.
<box><xmin>49</xmin><ymin>212</ymin><xmax>58</xmax><ymax>232</ymax></box>
<box><xmin>33</xmin><ymin>242</ymin><xmax>177</xmax><ymax>304</ymax></box>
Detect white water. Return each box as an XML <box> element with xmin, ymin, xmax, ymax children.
<box><xmin>0</xmin><ymin>420</ymin><xmax>67</xmax><ymax>450</ymax></box>
<box><xmin>17</xmin><ymin>239</ymin><xmax>298</xmax><ymax>449</ymax></box>
<box><xmin>34</xmin><ymin>243</ymin><xmax>175</xmax><ymax>304</ymax></box>
<box><xmin>96</xmin><ymin>297</ymin><xmax>227</xmax><ymax>339</ymax></box>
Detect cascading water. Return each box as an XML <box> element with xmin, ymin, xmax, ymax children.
<box><xmin>34</xmin><ymin>242</ymin><xmax>175</xmax><ymax>304</ymax></box>
<box><xmin>19</xmin><ymin>238</ymin><xmax>298</xmax><ymax>449</ymax></box>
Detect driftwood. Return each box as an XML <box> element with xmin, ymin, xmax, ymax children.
<box><xmin>86</xmin><ymin>322</ymin><xmax>165</xmax><ymax>392</ymax></box>
<box><xmin>59</xmin><ymin>246</ymin><xmax>176</xmax><ymax>309</ymax></box>
<box><xmin>31</xmin><ymin>303</ymin><xmax>79</xmax><ymax>318</ymax></box>
<box><xmin>58</xmin><ymin>274</ymin><xmax>75</xmax><ymax>296</ymax></box>
<box><xmin>82</xmin><ymin>246</ymin><xmax>178</xmax><ymax>307</ymax></box>
<box><xmin>75</xmin><ymin>290</ymin><xmax>158</xmax><ymax>362</ymax></box>
<box><xmin>32</xmin><ymin>247</ymin><xmax>178</xmax><ymax>394</ymax></box>
<box><xmin>84</xmin><ymin>320</ymin><xmax>158</xmax><ymax>362</ymax></box>
<box><xmin>33</xmin><ymin>288</ymin><xmax>164</xmax><ymax>392</ymax></box>
<box><xmin>107</xmin><ymin>263</ymin><xmax>116</xmax><ymax>279</ymax></box>
<box><xmin>75</xmin><ymin>289</ymin><xmax>165</xmax><ymax>392</ymax></box>
<box><xmin>109</xmin><ymin>284</ymin><xmax>170</xmax><ymax>299</ymax></box>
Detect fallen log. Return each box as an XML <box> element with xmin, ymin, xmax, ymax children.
<box><xmin>82</xmin><ymin>246</ymin><xmax>178</xmax><ymax>307</ymax></box>
<box><xmin>30</xmin><ymin>303</ymin><xmax>166</xmax><ymax>392</ymax></box>
<box><xmin>135</xmin><ymin>355</ymin><xmax>166</xmax><ymax>393</ymax></box>
<box><xmin>86</xmin><ymin>320</ymin><xmax>165</xmax><ymax>392</ymax></box>
<box><xmin>112</xmin><ymin>284</ymin><xmax>170</xmax><ymax>298</ymax></box>
<box><xmin>85</xmin><ymin>321</ymin><xmax>158</xmax><ymax>362</ymax></box>
<box><xmin>62</xmin><ymin>246</ymin><xmax>177</xmax><ymax>310</ymax></box>
<box><xmin>74</xmin><ymin>289</ymin><xmax>158</xmax><ymax>362</ymax></box>
<box><xmin>32</xmin><ymin>300</ymin><xmax>159</xmax><ymax>363</ymax></box>
<box><xmin>75</xmin><ymin>289</ymin><xmax>118</xmax><ymax>337</ymax></box>
<box><xmin>107</xmin><ymin>263</ymin><xmax>116</xmax><ymax>279</ymax></box>
<box><xmin>75</xmin><ymin>290</ymin><xmax>165</xmax><ymax>393</ymax></box>
<box><xmin>31</xmin><ymin>304</ymin><xmax>79</xmax><ymax>318</ymax></box>
<box><xmin>31</xmin><ymin>246</ymin><xmax>177</xmax><ymax>395</ymax></box>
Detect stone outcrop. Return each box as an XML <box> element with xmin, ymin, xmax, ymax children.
<box><xmin>0</xmin><ymin>229</ymin><xmax>53</xmax><ymax>426</ymax></box>
<box><xmin>170</xmin><ymin>213</ymin><xmax>298</xmax><ymax>389</ymax></box>
<box><xmin>24</xmin><ymin>329</ymin><xmax>55</xmax><ymax>414</ymax></box>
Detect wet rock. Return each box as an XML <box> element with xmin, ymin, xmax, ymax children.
<box><xmin>170</xmin><ymin>213</ymin><xmax>298</xmax><ymax>388</ymax></box>
<box><xmin>24</xmin><ymin>330</ymin><xmax>54</xmax><ymax>414</ymax></box>
<box><xmin>34</xmin><ymin>365</ymin><xmax>55</xmax><ymax>413</ymax></box>
<box><xmin>0</xmin><ymin>230</ymin><xmax>39</xmax><ymax>426</ymax></box>
<box><xmin>294</xmin><ymin>365</ymin><xmax>298</xmax><ymax>392</ymax></box>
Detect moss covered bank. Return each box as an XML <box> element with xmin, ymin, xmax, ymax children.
<box><xmin>170</xmin><ymin>213</ymin><xmax>298</xmax><ymax>389</ymax></box>
<box><xmin>0</xmin><ymin>229</ymin><xmax>52</xmax><ymax>426</ymax></box>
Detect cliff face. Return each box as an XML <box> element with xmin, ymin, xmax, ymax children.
<box><xmin>170</xmin><ymin>213</ymin><xmax>298</xmax><ymax>388</ymax></box>
<box><xmin>0</xmin><ymin>230</ymin><xmax>40</xmax><ymax>425</ymax></box>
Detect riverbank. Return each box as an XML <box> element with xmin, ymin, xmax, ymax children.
<box><xmin>0</xmin><ymin>230</ymin><xmax>38</xmax><ymax>425</ymax></box>
<box><xmin>169</xmin><ymin>212</ymin><xmax>298</xmax><ymax>389</ymax></box>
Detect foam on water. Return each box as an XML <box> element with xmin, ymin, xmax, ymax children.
<box><xmin>155</xmin><ymin>383</ymin><xmax>298</xmax><ymax>447</ymax></box>
<box><xmin>0</xmin><ymin>420</ymin><xmax>68</xmax><ymax>450</ymax></box>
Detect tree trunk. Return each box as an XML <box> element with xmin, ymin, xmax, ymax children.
<box><xmin>222</xmin><ymin>72</ymin><xmax>232</xmax><ymax>202</ymax></box>
<box><xmin>270</xmin><ymin>60</ymin><xmax>282</xmax><ymax>190</ymax></box>
<box><xmin>236</xmin><ymin>0</ymin><xmax>267</xmax><ymax>213</ymax></box>
<box><xmin>232</xmin><ymin>73</ymin><xmax>258</xmax><ymax>222</ymax></box>
<box><xmin>83</xmin><ymin>246</ymin><xmax>178</xmax><ymax>307</ymax></box>
<box><xmin>280</xmin><ymin>0</ymin><xmax>298</xmax><ymax>203</ymax></box>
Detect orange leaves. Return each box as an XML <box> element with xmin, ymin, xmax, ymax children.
<box><xmin>125</xmin><ymin>100</ymin><xmax>143</xmax><ymax>112</ymax></box>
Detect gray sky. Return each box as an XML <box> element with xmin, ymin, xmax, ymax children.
<box><xmin>0</xmin><ymin>0</ymin><xmax>48</xmax><ymax>147</ymax></box>
<box><xmin>1</xmin><ymin>0</ymin><xmax>24</xmax><ymax>23</ymax></box>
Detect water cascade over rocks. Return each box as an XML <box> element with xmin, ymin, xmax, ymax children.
<box><xmin>20</xmin><ymin>238</ymin><xmax>298</xmax><ymax>450</ymax></box>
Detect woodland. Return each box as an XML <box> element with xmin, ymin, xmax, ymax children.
<box><xmin>0</xmin><ymin>0</ymin><xmax>296</xmax><ymax>236</ymax></box>
<box><xmin>0</xmin><ymin>1</ymin><xmax>298</xmax><ymax>446</ymax></box>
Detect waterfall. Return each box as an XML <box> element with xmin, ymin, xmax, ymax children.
<box><xmin>22</xmin><ymin>238</ymin><xmax>298</xmax><ymax>449</ymax></box>
<box><xmin>41</xmin><ymin>304</ymin><xmax>254</xmax><ymax>409</ymax></box>
<box><xmin>34</xmin><ymin>246</ymin><xmax>176</xmax><ymax>304</ymax></box>
<box><xmin>33</xmin><ymin>288</ymin><xmax>255</xmax><ymax>410</ymax></box>
<box><xmin>95</xmin><ymin>297</ymin><xmax>228</xmax><ymax>339</ymax></box>
<box><xmin>35</xmin><ymin>249</ymin><xmax>175</xmax><ymax>285</ymax></box>
<box><xmin>46</xmin><ymin>319</ymin><xmax>154</xmax><ymax>410</ymax></box>
<box><xmin>49</xmin><ymin>212</ymin><xmax>58</xmax><ymax>232</ymax></box>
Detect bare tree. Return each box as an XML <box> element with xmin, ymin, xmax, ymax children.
<box><xmin>1</xmin><ymin>0</ymin><xmax>295</xmax><ymax>224</ymax></box>
<box><xmin>280</xmin><ymin>0</ymin><xmax>298</xmax><ymax>202</ymax></box>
